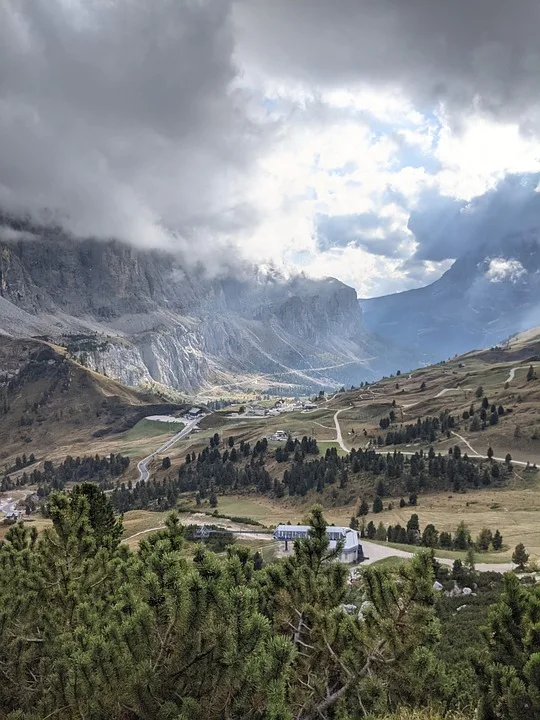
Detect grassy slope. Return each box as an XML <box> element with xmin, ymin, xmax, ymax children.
<box><xmin>0</xmin><ymin>338</ymin><xmax>185</xmax><ymax>468</ymax></box>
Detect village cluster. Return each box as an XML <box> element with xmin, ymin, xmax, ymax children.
<box><xmin>228</xmin><ymin>398</ymin><xmax>318</xmax><ymax>418</ymax></box>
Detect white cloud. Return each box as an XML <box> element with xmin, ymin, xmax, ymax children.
<box><xmin>435</xmin><ymin>115</ymin><xmax>540</xmax><ymax>199</ymax></box>
<box><xmin>485</xmin><ymin>258</ymin><xmax>527</xmax><ymax>283</ymax></box>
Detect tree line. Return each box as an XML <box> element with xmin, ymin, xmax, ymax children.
<box><xmin>2</xmin><ymin>453</ymin><xmax>130</xmax><ymax>495</ymax></box>
<box><xmin>352</xmin><ymin>513</ymin><xmax>504</xmax><ymax>553</ymax></box>
<box><xmin>112</xmin><ymin>432</ymin><xmax>509</xmax><ymax>513</ymax></box>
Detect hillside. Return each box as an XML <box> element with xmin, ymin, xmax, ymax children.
<box><xmin>335</xmin><ymin>327</ymin><xmax>540</xmax><ymax>464</ymax></box>
<box><xmin>0</xmin><ymin>338</ymin><xmax>185</xmax><ymax>463</ymax></box>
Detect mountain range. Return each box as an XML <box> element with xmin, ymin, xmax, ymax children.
<box><xmin>2</xmin><ymin>208</ymin><xmax>540</xmax><ymax>395</ymax></box>
<box><xmin>0</xmin><ymin>217</ymin><xmax>406</xmax><ymax>395</ymax></box>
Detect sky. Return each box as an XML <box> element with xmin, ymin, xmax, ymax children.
<box><xmin>2</xmin><ymin>0</ymin><xmax>540</xmax><ymax>297</ymax></box>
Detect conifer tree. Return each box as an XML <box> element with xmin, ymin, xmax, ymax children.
<box><xmin>512</xmin><ymin>543</ymin><xmax>529</xmax><ymax>570</ymax></box>
<box><xmin>478</xmin><ymin>573</ymin><xmax>540</xmax><ymax>719</ymax></box>
<box><xmin>493</xmin><ymin>529</ymin><xmax>503</xmax><ymax>551</ymax></box>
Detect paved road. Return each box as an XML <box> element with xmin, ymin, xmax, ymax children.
<box><xmin>137</xmin><ymin>418</ymin><xmax>201</xmax><ymax>482</ymax></box>
<box><xmin>355</xmin><ymin>539</ymin><xmax>515</xmax><ymax>574</ymax></box>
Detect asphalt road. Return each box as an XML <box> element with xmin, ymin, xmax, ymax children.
<box><xmin>356</xmin><ymin>539</ymin><xmax>515</xmax><ymax>574</ymax></box>
<box><xmin>137</xmin><ymin>418</ymin><xmax>201</xmax><ymax>482</ymax></box>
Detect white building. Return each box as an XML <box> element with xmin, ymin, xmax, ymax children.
<box><xmin>268</xmin><ymin>430</ymin><xmax>288</xmax><ymax>441</ymax></box>
<box><xmin>273</xmin><ymin>525</ymin><xmax>364</xmax><ymax>563</ymax></box>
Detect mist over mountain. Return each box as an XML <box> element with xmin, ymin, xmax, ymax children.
<box><xmin>361</xmin><ymin>175</ymin><xmax>540</xmax><ymax>361</ymax></box>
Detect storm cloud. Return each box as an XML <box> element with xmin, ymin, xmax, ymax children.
<box><xmin>2</xmin><ymin>1</ymin><xmax>540</xmax><ymax>293</ymax></box>
<box><xmin>409</xmin><ymin>173</ymin><xmax>540</xmax><ymax>262</ymax></box>
<box><xmin>0</xmin><ymin>0</ymin><xmax>264</xmax><ymax>262</ymax></box>
<box><xmin>235</xmin><ymin>0</ymin><xmax>540</xmax><ymax>131</ymax></box>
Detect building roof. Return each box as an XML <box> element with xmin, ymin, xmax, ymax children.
<box><xmin>274</xmin><ymin>525</ymin><xmax>360</xmax><ymax>552</ymax></box>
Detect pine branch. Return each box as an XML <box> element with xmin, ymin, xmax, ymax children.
<box><xmin>169</xmin><ymin>645</ymin><xmax>217</xmax><ymax>681</ymax></box>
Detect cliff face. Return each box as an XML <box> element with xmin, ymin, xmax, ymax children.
<box><xmin>0</xmin><ymin>225</ymin><xmax>402</xmax><ymax>393</ymax></box>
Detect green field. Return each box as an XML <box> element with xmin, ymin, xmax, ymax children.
<box><xmin>123</xmin><ymin>418</ymin><xmax>184</xmax><ymax>441</ymax></box>
<box><xmin>367</xmin><ymin>556</ymin><xmax>409</xmax><ymax>570</ymax></box>
<box><xmin>318</xmin><ymin>441</ymin><xmax>348</xmax><ymax>457</ymax></box>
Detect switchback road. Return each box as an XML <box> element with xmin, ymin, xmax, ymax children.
<box><xmin>137</xmin><ymin>418</ymin><xmax>201</xmax><ymax>482</ymax></box>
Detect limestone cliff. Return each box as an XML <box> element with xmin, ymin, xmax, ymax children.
<box><xmin>0</xmin><ymin>221</ymin><xmax>405</xmax><ymax>393</ymax></box>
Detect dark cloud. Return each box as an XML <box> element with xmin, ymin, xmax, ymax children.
<box><xmin>0</xmin><ymin>0</ymin><xmax>265</xmax><ymax>263</ymax></box>
<box><xmin>235</xmin><ymin>0</ymin><xmax>540</xmax><ymax>131</ymax></box>
<box><xmin>409</xmin><ymin>173</ymin><xmax>540</xmax><ymax>261</ymax></box>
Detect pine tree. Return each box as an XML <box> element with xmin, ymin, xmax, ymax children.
<box><xmin>476</xmin><ymin>528</ymin><xmax>493</xmax><ymax>552</ymax></box>
<box><xmin>373</xmin><ymin>495</ymin><xmax>383</xmax><ymax>513</ymax></box>
<box><xmin>512</xmin><ymin>543</ymin><xmax>529</xmax><ymax>570</ymax></box>
<box><xmin>358</xmin><ymin>498</ymin><xmax>369</xmax><ymax>516</ymax></box>
<box><xmin>453</xmin><ymin>521</ymin><xmax>471</xmax><ymax>550</ymax></box>
<box><xmin>422</xmin><ymin>524</ymin><xmax>439</xmax><ymax>548</ymax></box>
<box><xmin>71</xmin><ymin>482</ymin><xmax>123</xmax><ymax>548</ymax></box>
<box><xmin>492</xmin><ymin>529</ymin><xmax>503</xmax><ymax>551</ymax></box>
<box><xmin>477</xmin><ymin>573</ymin><xmax>540</xmax><ymax>719</ymax></box>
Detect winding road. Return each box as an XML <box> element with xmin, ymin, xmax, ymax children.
<box><xmin>0</xmin><ymin>496</ymin><xmax>17</xmax><ymax>517</ymax></box>
<box><xmin>137</xmin><ymin>418</ymin><xmax>201</xmax><ymax>482</ymax></box>
<box><xmin>506</xmin><ymin>366</ymin><xmax>523</xmax><ymax>383</ymax></box>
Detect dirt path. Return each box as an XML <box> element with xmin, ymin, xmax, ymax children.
<box><xmin>451</xmin><ymin>431</ymin><xmax>529</xmax><ymax>467</ymax></box>
<box><xmin>333</xmin><ymin>408</ymin><xmax>350</xmax><ymax>452</ymax></box>
<box><xmin>507</xmin><ymin>366</ymin><xmax>520</xmax><ymax>383</ymax></box>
